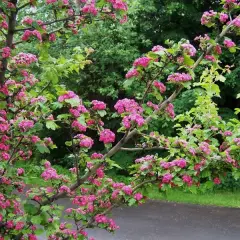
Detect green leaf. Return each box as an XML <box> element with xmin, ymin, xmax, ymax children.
<box><xmin>65</xmin><ymin>98</ymin><xmax>80</xmax><ymax>107</ymax></box>
<box><xmin>24</xmin><ymin>203</ymin><xmax>38</xmax><ymax>215</ymax></box>
<box><xmin>77</xmin><ymin>115</ymin><xmax>86</xmax><ymax>125</ymax></box>
<box><xmin>36</xmin><ymin>144</ymin><xmax>50</xmax><ymax>154</ymax></box>
<box><xmin>183</xmin><ymin>54</ymin><xmax>195</xmax><ymax>66</ymax></box>
<box><xmin>128</xmin><ymin>198</ymin><xmax>136</xmax><ymax>206</ymax></box>
<box><xmin>31</xmin><ymin>216</ymin><xmax>42</xmax><ymax>225</ymax></box>
<box><xmin>123</xmin><ymin>79</ymin><xmax>134</xmax><ymax>88</ymax></box>
<box><xmin>98</xmin><ymin>110</ymin><xmax>107</xmax><ymax>117</ymax></box>
<box><xmin>46</xmin><ymin>121</ymin><xmax>59</xmax><ymax>130</ymax></box>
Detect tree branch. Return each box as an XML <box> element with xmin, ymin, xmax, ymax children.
<box><xmin>121</xmin><ymin>146</ymin><xmax>166</xmax><ymax>152</ymax></box>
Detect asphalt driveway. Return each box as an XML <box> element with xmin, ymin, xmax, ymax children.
<box><xmin>39</xmin><ymin>200</ymin><xmax>240</xmax><ymax>240</ymax></box>
<box><xmin>88</xmin><ymin>201</ymin><xmax>240</xmax><ymax>240</ymax></box>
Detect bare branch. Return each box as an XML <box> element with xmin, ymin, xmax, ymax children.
<box><xmin>121</xmin><ymin>146</ymin><xmax>166</xmax><ymax>152</ymax></box>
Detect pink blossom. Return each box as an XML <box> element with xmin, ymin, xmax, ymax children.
<box><xmin>153</xmin><ymin>81</ymin><xmax>166</xmax><ymax>93</ymax></box>
<box><xmin>2</xmin><ymin>47</ymin><xmax>11</xmax><ymax>58</ymax></box>
<box><xmin>91</xmin><ymin>153</ymin><xmax>103</xmax><ymax>159</ymax></box>
<box><xmin>219</xmin><ymin>13</ymin><xmax>228</xmax><ymax>23</ymax></box>
<box><xmin>82</xmin><ymin>3</ymin><xmax>98</xmax><ymax>15</ymax></box>
<box><xmin>214</xmin><ymin>45</ymin><xmax>222</xmax><ymax>54</ymax></box>
<box><xmin>224</xmin><ymin>131</ymin><xmax>232</xmax><ymax>136</ymax></box>
<box><xmin>147</xmin><ymin>101</ymin><xmax>159</xmax><ymax>111</ymax></box>
<box><xmin>213</xmin><ymin>177</ymin><xmax>221</xmax><ymax>185</ymax></box>
<box><xmin>13</xmin><ymin>53</ymin><xmax>38</xmax><ymax>66</ymax></box>
<box><xmin>99</xmin><ymin>129</ymin><xmax>115</xmax><ymax>144</ymax></box>
<box><xmin>181</xmin><ymin>43</ymin><xmax>197</xmax><ymax>57</ymax></box>
<box><xmin>22</xmin><ymin>17</ymin><xmax>34</xmax><ymax>25</ymax></box>
<box><xmin>134</xmin><ymin>193</ymin><xmax>143</xmax><ymax>201</ymax></box>
<box><xmin>22</xmin><ymin>30</ymin><xmax>42</xmax><ymax>42</ymax></box>
<box><xmin>71</xmin><ymin>120</ymin><xmax>87</xmax><ymax>132</ymax></box>
<box><xmin>122</xmin><ymin>185</ymin><xmax>133</xmax><ymax>195</ymax></box>
<box><xmin>96</xmin><ymin>167</ymin><xmax>105</xmax><ymax>178</ymax></box>
<box><xmin>182</xmin><ymin>175</ymin><xmax>193</xmax><ymax>186</ymax></box>
<box><xmin>1</xmin><ymin>152</ymin><xmax>10</xmax><ymax>161</ymax></box>
<box><xmin>233</xmin><ymin>17</ymin><xmax>240</xmax><ymax>27</ymax></box>
<box><xmin>204</xmin><ymin>55</ymin><xmax>216</xmax><ymax>62</ymax></box>
<box><xmin>17</xmin><ymin>168</ymin><xmax>25</xmax><ymax>176</ymax></box>
<box><xmin>18</xmin><ymin>120</ymin><xmax>34</xmax><ymax>132</ymax></box>
<box><xmin>44</xmin><ymin>161</ymin><xmax>51</xmax><ymax>168</ymax></box>
<box><xmin>91</xmin><ymin>100</ymin><xmax>106</xmax><ymax>110</ymax></box>
<box><xmin>199</xmin><ymin>142</ymin><xmax>211</xmax><ymax>155</ymax></box>
<box><xmin>165</xmin><ymin>103</ymin><xmax>175</xmax><ymax>119</ymax></box>
<box><xmin>122</xmin><ymin>113</ymin><xmax>145</xmax><ymax>129</ymax></box>
<box><xmin>108</xmin><ymin>0</ymin><xmax>128</xmax><ymax>11</ymax></box>
<box><xmin>125</xmin><ymin>69</ymin><xmax>139</xmax><ymax>79</ymax></box>
<box><xmin>224</xmin><ymin>39</ymin><xmax>236</xmax><ymax>48</ymax></box>
<box><xmin>76</xmin><ymin>134</ymin><xmax>94</xmax><ymax>148</ymax></box>
<box><xmin>152</xmin><ymin>45</ymin><xmax>165</xmax><ymax>52</ymax></box>
<box><xmin>49</xmin><ymin>33</ymin><xmax>56</xmax><ymax>41</ymax></box>
<box><xmin>59</xmin><ymin>185</ymin><xmax>71</xmax><ymax>193</ymax></box>
<box><xmin>15</xmin><ymin>221</ymin><xmax>24</xmax><ymax>230</ymax></box>
<box><xmin>114</xmin><ymin>98</ymin><xmax>143</xmax><ymax>114</ymax></box>
<box><xmin>167</xmin><ymin>73</ymin><xmax>192</xmax><ymax>83</ymax></box>
<box><xmin>41</xmin><ymin>167</ymin><xmax>59</xmax><ymax>181</ymax></box>
<box><xmin>162</xmin><ymin>173</ymin><xmax>173</xmax><ymax>183</ymax></box>
<box><xmin>133</xmin><ymin>57</ymin><xmax>151</xmax><ymax>68</ymax></box>
<box><xmin>173</xmin><ymin>158</ymin><xmax>187</xmax><ymax>168</ymax></box>
<box><xmin>201</xmin><ymin>10</ymin><xmax>217</xmax><ymax>26</ymax></box>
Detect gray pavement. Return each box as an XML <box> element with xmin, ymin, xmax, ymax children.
<box><xmin>41</xmin><ymin>201</ymin><xmax>240</xmax><ymax>240</ymax></box>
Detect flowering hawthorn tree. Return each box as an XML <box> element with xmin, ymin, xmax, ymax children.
<box><xmin>0</xmin><ymin>0</ymin><xmax>240</xmax><ymax>239</ymax></box>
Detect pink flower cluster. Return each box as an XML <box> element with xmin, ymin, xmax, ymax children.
<box><xmin>122</xmin><ymin>113</ymin><xmax>145</xmax><ymax>129</ymax></box>
<box><xmin>125</xmin><ymin>69</ymin><xmax>139</xmax><ymax>79</ymax></box>
<box><xmin>108</xmin><ymin>0</ymin><xmax>128</xmax><ymax>11</ymax></box>
<box><xmin>18</xmin><ymin>120</ymin><xmax>34</xmax><ymax>132</ymax></box>
<box><xmin>167</xmin><ymin>73</ymin><xmax>192</xmax><ymax>83</ymax></box>
<box><xmin>152</xmin><ymin>45</ymin><xmax>165</xmax><ymax>52</ymax></box>
<box><xmin>22</xmin><ymin>30</ymin><xmax>42</xmax><ymax>42</ymax></box>
<box><xmin>160</xmin><ymin>158</ymin><xmax>187</xmax><ymax>169</ymax></box>
<box><xmin>69</xmin><ymin>104</ymin><xmax>88</xmax><ymax>117</ymax></box>
<box><xmin>133</xmin><ymin>57</ymin><xmax>151</xmax><ymax>68</ymax></box>
<box><xmin>224</xmin><ymin>39</ymin><xmax>236</xmax><ymax>48</ymax></box>
<box><xmin>201</xmin><ymin>10</ymin><xmax>217</xmax><ymax>26</ymax></box>
<box><xmin>21</xmin><ymin>16</ymin><xmax>33</xmax><ymax>25</ymax></box>
<box><xmin>72</xmin><ymin>120</ymin><xmax>87</xmax><ymax>132</ymax></box>
<box><xmin>182</xmin><ymin>175</ymin><xmax>193</xmax><ymax>186</ymax></box>
<box><xmin>204</xmin><ymin>55</ymin><xmax>216</xmax><ymax>62</ymax></box>
<box><xmin>162</xmin><ymin>173</ymin><xmax>173</xmax><ymax>183</ymax></box>
<box><xmin>91</xmin><ymin>152</ymin><xmax>104</xmax><ymax>159</ymax></box>
<box><xmin>1</xmin><ymin>47</ymin><xmax>11</xmax><ymax>58</ymax></box>
<box><xmin>99</xmin><ymin>129</ymin><xmax>115</xmax><ymax>144</ymax></box>
<box><xmin>165</xmin><ymin>103</ymin><xmax>175</xmax><ymax>119</ymax></box>
<box><xmin>114</xmin><ymin>98</ymin><xmax>143</xmax><ymax>114</ymax></box>
<box><xmin>91</xmin><ymin>100</ymin><xmax>106</xmax><ymax>110</ymax></box>
<box><xmin>82</xmin><ymin>2</ymin><xmax>98</xmax><ymax>16</ymax></box>
<box><xmin>219</xmin><ymin>13</ymin><xmax>228</xmax><ymax>23</ymax></box>
<box><xmin>12</xmin><ymin>53</ymin><xmax>38</xmax><ymax>66</ymax></box>
<box><xmin>135</xmin><ymin>155</ymin><xmax>156</xmax><ymax>172</ymax></box>
<box><xmin>234</xmin><ymin>138</ymin><xmax>240</xmax><ymax>146</ymax></box>
<box><xmin>153</xmin><ymin>81</ymin><xmax>166</xmax><ymax>93</ymax></box>
<box><xmin>233</xmin><ymin>17</ymin><xmax>240</xmax><ymax>27</ymax></box>
<box><xmin>181</xmin><ymin>43</ymin><xmax>197</xmax><ymax>57</ymax></box>
<box><xmin>41</xmin><ymin>168</ymin><xmax>60</xmax><ymax>181</ymax></box>
<box><xmin>134</xmin><ymin>192</ymin><xmax>143</xmax><ymax>201</ymax></box>
<box><xmin>58</xmin><ymin>91</ymin><xmax>79</xmax><ymax>102</ymax></box>
<box><xmin>75</xmin><ymin>134</ymin><xmax>94</xmax><ymax>148</ymax></box>
<box><xmin>213</xmin><ymin>177</ymin><xmax>221</xmax><ymax>185</ymax></box>
<box><xmin>95</xmin><ymin>214</ymin><xmax>119</xmax><ymax>231</ymax></box>
<box><xmin>199</xmin><ymin>142</ymin><xmax>211</xmax><ymax>155</ymax></box>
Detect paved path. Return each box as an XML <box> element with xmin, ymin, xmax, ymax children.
<box><xmin>40</xmin><ymin>201</ymin><xmax>240</xmax><ymax>240</ymax></box>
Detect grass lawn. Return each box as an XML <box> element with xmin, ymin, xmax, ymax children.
<box><xmin>147</xmin><ymin>186</ymin><xmax>240</xmax><ymax>208</ymax></box>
